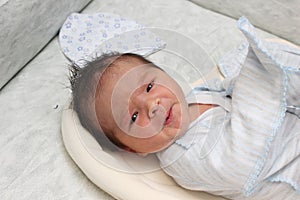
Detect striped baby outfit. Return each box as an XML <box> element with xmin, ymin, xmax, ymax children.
<box><xmin>157</xmin><ymin>17</ymin><xmax>300</xmax><ymax>199</ymax></box>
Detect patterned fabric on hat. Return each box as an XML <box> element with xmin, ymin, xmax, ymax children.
<box><xmin>59</xmin><ymin>12</ymin><xmax>166</xmax><ymax>67</ymax></box>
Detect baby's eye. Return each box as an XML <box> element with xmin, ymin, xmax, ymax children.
<box><xmin>146</xmin><ymin>80</ymin><xmax>154</xmax><ymax>93</ymax></box>
<box><xmin>131</xmin><ymin>112</ymin><xmax>138</xmax><ymax>124</ymax></box>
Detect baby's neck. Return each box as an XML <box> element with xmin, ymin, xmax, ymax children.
<box><xmin>188</xmin><ymin>103</ymin><xmax>217</xmax><ymax>122</ymax></box>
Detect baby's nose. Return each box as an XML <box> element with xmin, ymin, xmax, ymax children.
<box><xmin>147</xmin><ymin>98</ymin><xmax>160</xmax><ymax>118</ymax></box>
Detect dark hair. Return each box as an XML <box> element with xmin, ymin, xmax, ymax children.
<box><xmin>69</xmin><ymin>52</ymin><xmax>152</xmax><ymax>151</ymax></box>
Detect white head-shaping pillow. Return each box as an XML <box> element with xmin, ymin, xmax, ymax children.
<box><xmin>61</xmin><ymin>107</ymin><xmax>226</xmax><ymax>200</ymax></box>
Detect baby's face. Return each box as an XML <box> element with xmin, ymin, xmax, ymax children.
<box><xmin>96</xmin><ymin>58</ymin><xmax>191</xmax><ymax>154</ymax></box>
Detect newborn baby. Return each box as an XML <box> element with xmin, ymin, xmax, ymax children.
<box><xmin>70</xmin><ymin>52</ymin><xmax>215</xmax><ymax>153</ymax></box>
<box><xmin>68</xmin><ymin>17</ymin><xmax>300</xmax><ymax>199</ymax></box>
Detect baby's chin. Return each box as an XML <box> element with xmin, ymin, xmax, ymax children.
<box><xmin>135</xmin><ymin>133</ymin><xmax>180</xmax><ymax>154</ymax></box>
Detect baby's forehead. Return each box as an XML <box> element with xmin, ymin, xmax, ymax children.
<box><xmin>97</xmin><ymin>57</ymin><xmax>145</xmax><ymax>90</ymax></box>
<box><xmin>105</xmin><ymin>56</ymin><xmax>156</xmax><ymax>78</ymax></box>
<box><xmin>114</xmin><ymin>55</ymin><xmax>151</xmax><ymax>69</ymax></box>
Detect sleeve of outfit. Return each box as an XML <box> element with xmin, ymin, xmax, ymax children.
<box><xmin>156</xmin><ymin>17</ymin><xmax>300</xmax><ymax>200</ymax></box>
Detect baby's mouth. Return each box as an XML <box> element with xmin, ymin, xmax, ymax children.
<box><xmin>164</xmin><ymin>106</ymin><xmax>173</xmax><ymax>126</ymax></box>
